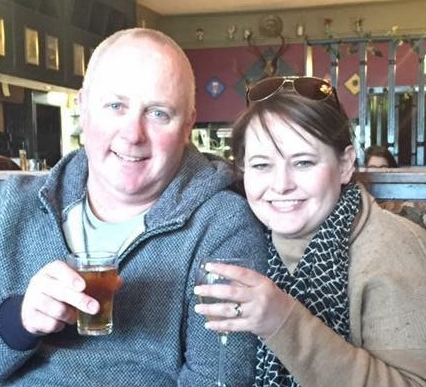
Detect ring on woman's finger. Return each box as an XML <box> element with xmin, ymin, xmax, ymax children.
<box><xmin>234</xmin><ymin>302</ymin><xmax>243</xmax><ymax>318</ymax></box>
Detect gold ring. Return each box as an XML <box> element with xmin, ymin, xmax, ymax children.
<box><xmin>234</xmin><ymin>302</ymin><xmax>243</xmax><ymax>318</ymax></box>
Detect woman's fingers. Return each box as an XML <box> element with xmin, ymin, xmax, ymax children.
<box><xmin>204</xmin><ymin>262</ymin><xmax>261</xmax><ymax>287</ymax></box>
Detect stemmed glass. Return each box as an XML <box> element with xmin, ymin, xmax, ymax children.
<box><xmin>195</xmin><ymin>256</ymin><xmax>254</xmax><ymax>387</ymax></box>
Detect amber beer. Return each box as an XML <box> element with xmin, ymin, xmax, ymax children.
<box><xmin>67</xmin><ymin>252</ymin><xmax>118</xmax><ymax>336</ymax></box>
<box><xmin>77</xmin><ymin>267</ymin><xmax>117</xmax><ymax>335</ymax></box>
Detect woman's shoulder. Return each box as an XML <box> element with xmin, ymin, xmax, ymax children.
<box><xmin>351</xmin><ymin>199</ymin><xmax>426</xmax><ymax>274</ymax></box>
<box><xmin>354</xmin><ymin>184</ymin><xmax>426</xmax><ymax>243</ymax></box>
<box><xmin>360</xmin><ymin>198</ymin><xmax>426</xmax><ymax>243</ymax></box>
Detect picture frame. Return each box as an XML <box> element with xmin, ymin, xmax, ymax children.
<box><xmin>73</xmin><ymin>43</ymin><xmax>85</xmax><ymax>76</ymax></box>
<box><xmin>25</xmin><ymin>27</ymin><xmax>39</xmax><ymax>65</ymax></box>
<box><xmin>45</xmin><ymin>34</ymin><xmax>59</xmax><ymax>70</ymax></box>
<box><xmin>0</xmin><ymin>18</ymin><xmax>5</xmax><ymax>57</ymax></box>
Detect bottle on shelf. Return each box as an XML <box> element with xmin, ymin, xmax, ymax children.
<box><xmin>19</xmin><ymin>143</ymin><xmax>28</xmax><ymax>171</ymax></box>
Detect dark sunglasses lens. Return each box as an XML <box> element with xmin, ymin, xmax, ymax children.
<box><xmin>294</xmin><ymin>78</ymin><xmax>333</xmax><ymax>100</ymax></box>
<box><xmin>248</xmin><ymin>77</ymin><xmax>284</xmax><ymax>102</ymax></box>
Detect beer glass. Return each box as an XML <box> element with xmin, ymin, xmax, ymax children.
<box><xmin>67</xmin><ymin>251</ymin><xmax>118</xmax><ymax>335</ymax></box>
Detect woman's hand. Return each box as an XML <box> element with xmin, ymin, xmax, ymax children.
<box><xmin>194</xmin><ymin>262</ymin><xmax>295</xmax><ymax>339</ymax></box>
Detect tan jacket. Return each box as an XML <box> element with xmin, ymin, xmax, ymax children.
<box><xmin>267</xmin><ymin>185</ymin><xmax>426</xmax><ymax>386</ymax></box>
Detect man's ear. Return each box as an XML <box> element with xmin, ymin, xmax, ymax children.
<box><xmin>340</xmin><ymin>145</ymin><xmax>356</xmax><ymax>184</ymax></box>
<box><xmin>77</xmin><ymin>88</ymin><xmax>86</xmax><ymax>110</ymax></box>
<box><xmin>77</xmin><ymin>88</ymin><xmax>86</xmax><ymax>130</ymax></box>
<box><xmin>184</xmin><ymin>108</ymin><xmax>197</xmax><ymax>144</ymax></box>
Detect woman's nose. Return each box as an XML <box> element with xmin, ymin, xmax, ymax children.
<box><xmin>271</xmin><ymin>165</ymin><xmax>296</xmax><ymax>193</ymax></box>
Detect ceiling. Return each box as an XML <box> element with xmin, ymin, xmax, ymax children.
<box><xmin>136</xmin><ymin>0</ymin><xmax>402</xmax><ymax>16</ymax></box>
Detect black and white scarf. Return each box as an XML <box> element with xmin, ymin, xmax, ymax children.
<box><xmin>254</xmin><ymin>183</ymin><xmax>361</xmax><ymax>387</ymax></box>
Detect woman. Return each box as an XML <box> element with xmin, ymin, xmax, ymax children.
<box><xmin>364</xmin><ymin>144</ymin><xmax>398</xmax><ymax>168</ymax></box>
<box><xmin>194</xmin><ymin>76</ymin><xmax>426</xmax><ymax>386</ymax></box>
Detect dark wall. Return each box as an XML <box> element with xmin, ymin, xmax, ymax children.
<box><xmin>1</xmin><ymin>89</ymin><xmax>33</xmax><ymax>157</ymax></box>
<box><xmin>0</xmin><ymin>0</ymin><xmax>137</xmax><ymax>90</ymax></box>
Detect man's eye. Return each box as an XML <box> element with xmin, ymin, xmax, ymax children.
<box><xmin>107</xmin><ymin>102</ymin><xmax>124</xmax><ymax>111</ymax></box>
<box><xmin>147</xmin><ymin>109</ymin><xmax>171</xmax><ymax>123</ymax></box>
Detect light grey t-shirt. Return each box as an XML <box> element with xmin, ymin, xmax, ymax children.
<box><xmin>63</xmin><ymin>197</ymin><xmax>147</xmax><ymax>255</ymax></box>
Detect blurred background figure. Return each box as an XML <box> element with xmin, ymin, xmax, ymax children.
<box><xmin>0</xmin><ymin>155</ymin><xmax>20</xmax><ymax>171</ymax></box>
<box><xmin>364</xmin><ymin>145</ymin><xmax>398</xmax><ymax>168</ymax></box>
<box><xmin>364</xmin><ymin>146</ymin><xmax>426</xmax><ymax>228</ymax></box>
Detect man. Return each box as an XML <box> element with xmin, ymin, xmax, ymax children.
<box><xmin>0</xmin><ymin>28</ymin><xmax>266</xmax><ymax>386</ymax></box>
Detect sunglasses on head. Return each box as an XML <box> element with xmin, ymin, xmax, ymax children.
<box><xmin>247</xmin><ymin>76</ymin><xmax>340</xmax><ymax>109</ymax></box>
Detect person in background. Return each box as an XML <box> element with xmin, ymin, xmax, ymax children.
<box><xmin>0</xmin><ymin>28</ymin><xmax>266</xmax><ymax>386</ymax></box>
<box><xmin>194</xmin><ymin>76</ymin><xmax>426</xmax><ymax>386</ymax></box>
<box><xmin>363</xmin><ymin>145</ymin><xmax>426</xmax><ymax>228</ymax></box>
<box><xmin>0</xmin><ymin>155</ymin><xmax>20</xmax><ymax>171</ymax></box>
<box><xmin>364</xmin><ymin>144</ymin><xmax>398</xmax><ymax>168</ymax></box>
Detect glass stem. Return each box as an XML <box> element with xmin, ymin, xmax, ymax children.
<box><xmin>217</xmin><ymin>332</ymin><xmax>228</xmax><ymax>387</ymax></box>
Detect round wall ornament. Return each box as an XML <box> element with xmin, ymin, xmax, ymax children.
<box><xmin>259</xmin><ymin>14</ymin><xmax>283</xmax><ymax>38</ymax></box>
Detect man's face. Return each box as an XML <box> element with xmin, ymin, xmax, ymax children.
<box><xmin>79</xmin><ymin>37</ymin><xmax>195</xmax><ymax>207</ymax></box>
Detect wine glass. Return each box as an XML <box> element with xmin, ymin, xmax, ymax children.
<box><xmin>195</xmin><ymin>256</ymin><xmax>254</xmax><ymax>387</ymax></box>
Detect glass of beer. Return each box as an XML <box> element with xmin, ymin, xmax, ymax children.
<box><xmin>67</xmin><ymin>251</ymin><xmax>118</xmax><ymax>336</ymax></box>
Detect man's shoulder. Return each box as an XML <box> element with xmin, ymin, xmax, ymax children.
<box><xmin>203</xmin><ymin>188</ymin><xmax>251</xmax><ymax>212</ymax></box>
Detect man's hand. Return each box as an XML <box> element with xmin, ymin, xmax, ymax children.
<box><xmin>21</xmin><ymin>260</ymin><xmax>100</xmax><ymax>335</ymax></box>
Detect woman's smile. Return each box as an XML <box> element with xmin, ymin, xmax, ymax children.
<box><xmin>269</xmin><ymin>199</ymin><xmax>304</xmax><ymax>212</ymax></box>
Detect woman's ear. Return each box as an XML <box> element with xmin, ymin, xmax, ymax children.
<box><xmin>340</xmin><ymin>145</ymin><xmax>356</xmax><ymax>184</ymax></box>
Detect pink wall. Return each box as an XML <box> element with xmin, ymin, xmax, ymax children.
<box><xmin>186</xmin><ymin>41</ymin><xmax>422</xmax><ymax>123</ymax></box>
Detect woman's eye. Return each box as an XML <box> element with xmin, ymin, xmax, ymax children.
<box><xmin>250</xmin><ymin>163</ymin><xmax>270</xmax><ymax>170</ymax></box>
<box><xmin>294</xmin><ymin>160</ymin><xmax>315</xmax><ymax>168</ymax></box>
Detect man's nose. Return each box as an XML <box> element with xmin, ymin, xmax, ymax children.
<box><xmin>119</xmin><ymin>116</ymin><xmax>147</xmax><ymax>143</ymax></box>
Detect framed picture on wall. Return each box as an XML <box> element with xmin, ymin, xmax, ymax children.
<box><xmin>46</xmin><ymin>35</ymin><xmax>59</xmax><ymax>70</ymax></box>
<box><xmin>0</xmin><ymin>18</ymin><xmax>5</xmax><ymax>56</ymax></box>
<box><xmin>73</xmin><ymin>43</ymin><xmax>85</xmax><ymax>76</ymax></box>
<box><xmin>25</xmin><ymin>27</ymin><xmax>39</xmax><ymax>65</ymax></box>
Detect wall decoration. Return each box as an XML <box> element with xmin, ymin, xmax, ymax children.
<box><xmin>296</xmin><ymin>23</ymin><xmax>305</xmax><ymax>38</ymax></box>
<box><xmin>227</xmin><ymin>25</ymin><xmax>236</xmax><ymax>40</ymax></box>
<box><xmin>46</xmin><ymin>35</ymin><xmax>59</xmax><ymax>70</ymax></box>
<box><xmin>344</xmin><ymin>73</ymin><xmax>360</xmax><ymax>95</ymax></box>
<box><xmin>206</xmin><ymin>77</ymin><xmax>225</xmax><ymax>99</ymax></box>
<box><xmin>25</xmin><ymin>27</ymin><xmax>39</xmax><ymax>65</ymax></box>
<box><xmin>246</xmin><ymin>34</ymin><xmax>288</xmax><ymax>78</ymax></box>
<box><xmin>354</xmin><ymin>18</ymin><xmax>364</xmax><ymax>35</ymax></box>
<box><xmin>234</xmin><ymin>51</ymin><xmax>296</xmax><ymax>99</ymax></box>
<box><xmin>196</xmin><ymin>28</ymin><xmax>204</xmax><ymax>41</ymax></box>
<box><xmin>243</xmin><ymin>29</ymin><xmax>253</xmax><ymax>40</ymax></box>
<box><xmin>73</xmin><ymin>43</ymin><xmax>85</xmax><ymax>76</ymax></box>
<box><xmin>0</xmin><ymin>18</ymin><xmax>5</xmax><ymax>56</ymax></box>
<box><xmin>259</xmin><ymin>14</ymin><xmax>283</xmax><ymax>38</ymax></box>
<box><xmin>323</xmin><ymin>18</ymin><xmax>333</xmax><ymax>38</ymax></box>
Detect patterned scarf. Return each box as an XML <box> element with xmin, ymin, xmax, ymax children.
<box><xmin>254</xmin><ymin>183</ymin><xmax>361</xmax><ymax>387</ymax></box>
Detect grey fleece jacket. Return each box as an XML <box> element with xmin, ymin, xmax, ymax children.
<box><xmin>0</xmin><ymin>145</ymin><xmax>267</xmax><ymax>386</ymax></box>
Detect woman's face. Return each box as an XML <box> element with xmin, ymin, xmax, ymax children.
<box><xmin>366</xmin><ymin>155</ymin><xmax>389</xmax><ymax>168</ymax></box>
<box><xmin>243</xmin><ymin>113</ymin><xmax>355</xmax><ymax>239</ymax></box>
